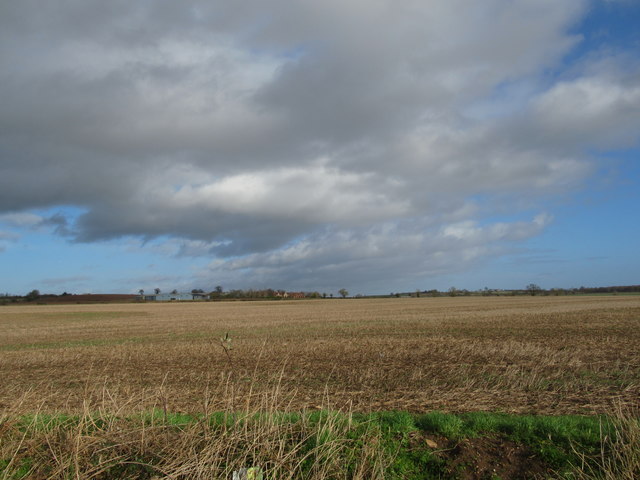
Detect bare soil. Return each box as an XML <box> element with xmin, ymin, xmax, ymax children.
<box><xmin>33</xmin><ymin>293</ymin><xmax>138</xmax><ymax>304</ymax></box>
<box><xmin>1</xmin><ymin>296</ymin><xmax>639</xmax><ymax>415</ymax></box>
<box><xmin>408</xmin><ymin>431</ymin><xmax>552</xmax><ymax>479</ymax></box>
<box><xmin>444</xmin><ymin>436</ymin><xmax>550</xmax><ymax>479</ymax></box>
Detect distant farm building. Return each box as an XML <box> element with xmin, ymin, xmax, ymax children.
<box><xmin>273</xmin><ymin>291</ymin><xmax>307</xmax><ymax>299</ymax></box>
<box><xmin>142</xmin><ymin>292</ymin><xmax>207</xmax><ymax>301</ymax></box>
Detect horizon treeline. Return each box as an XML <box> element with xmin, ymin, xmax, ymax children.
<box><xmin>2</xmin><ymin>284</ymin><xmax>640</xmax><ymax>303</ymax></box>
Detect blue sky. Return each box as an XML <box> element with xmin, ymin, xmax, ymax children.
<box><xmin>1</xmin><ymin>0</ymin><xmax>639</xmax><ymax>296</ymax></box>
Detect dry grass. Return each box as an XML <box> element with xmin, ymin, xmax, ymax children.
<box><xmin>1</xmin><ymin>296</ymin><xmax>639</xmax><ymax>415</ymax></box>
<box><xmin>0</xmin><ymin>379</ymin><xmax>389</xmax><ymax>479</ymax></box>
<box><xmin>572</xmin><ymin>403</ymin><xmax>640</xmax><ymax>479</ymax></box>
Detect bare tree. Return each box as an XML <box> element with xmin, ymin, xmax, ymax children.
<box><xmin>25</xmin><ymin>289</ymin><xmax>40</xmax><ymax>301</ymax></box>
<box><xmin>526</xmin><ymin>284</ymin><xmax>542</xmax><ymax>296</ymax></box>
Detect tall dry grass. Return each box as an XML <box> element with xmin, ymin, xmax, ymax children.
<box><xmin>0</xmin><ymin>378</ymin><xmax>389</xmax><ymax>479</ymax></box>
<box><xmin>572</xmin><ymin>404</ymin><xmax>640</xmax><ymax>480</ymax></box>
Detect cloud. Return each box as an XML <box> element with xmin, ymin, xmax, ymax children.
<box><xmin>0</xmin><ymin>213</ymin><xmax>43</xmax><ymax>228</ymax></box>
<box><xmin>0</xmin><ymin>230</ymin><xmax>19</xmax><ymax>253</ymax></box>
<box><xmin>40</xmin><ymin>275</ymin><xmax>92</xmax><ymax>288</ymax></box>
<box><xmin>194</xmin><ymin>213</ymin><xmax>552</xmax><ymax>292</ymax></box>
<box><xmin>0</xmin><ymin>211</ymin><xmax>77</xmax><ymax>237</ymax></box>
<box><xmin>532</xmin><ymin>71</ymin><xmax>640</xmax><ymax>150</ymax></box>
<box><xmin>1</xmin><ymin>0</ymin><xmax>638</xmax><ymax>290</ymax></box>
<box><xmin>0</xmin><ymin>231</ymin><xmax>19</xmax><ymax>241</ymax></box>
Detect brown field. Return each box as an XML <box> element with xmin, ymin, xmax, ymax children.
<box><xmin>1</xmin><ymin>296</ymin><xmax>639</xmax><ymax>415</ymax></box>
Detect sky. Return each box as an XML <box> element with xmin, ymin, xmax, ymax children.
<box><xmin>1</xmin><ymin>0</ymin><xmax>639</xmax><ymax>296</ymax></box>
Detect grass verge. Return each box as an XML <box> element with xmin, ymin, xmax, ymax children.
<box><xmin>2</xmin><ymin>401</ymin><xmax>637</xmax><ymax>479</ymax></box>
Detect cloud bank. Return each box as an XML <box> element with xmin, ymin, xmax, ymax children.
<box><xmin>1</xmin><ymin>0</ymin><xmax>639</xmax><ymax>291</ymax></box>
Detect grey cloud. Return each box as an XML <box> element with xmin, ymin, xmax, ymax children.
<box><xmin>196</xmin><ymin>214</ymin><xmax>550</xmax><ymax>292</ymax></box>
<box><xmin>531</xmin><ymin>74</ymin><xmax>640</xmax><ymax>150</ymax></box>
<box><xmin>40</xmin><ymin>213</ymin><xmax>73</xmax><ymax>236</ymax></box>
<box><xmin>1</xmin><ymin>0</ymin><xmax>638</xmax><ymax>290</ymax></box>
<box><xmin>0</xmin><ymin>213</ymin><xmax>43</xmax><ymax>227</ymax></box>
<box><xmin>0</xmin><ymin>229</ymin><xmax>18</xmax><ymax>253</ymax></box>
<box><xmin>119</xmin><ymin>272</ymin><xmax>192</xmax><ymax>295</ymax></box>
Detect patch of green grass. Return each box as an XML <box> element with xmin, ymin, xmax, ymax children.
<box><xmin>136</xmin><ymin>408</ymin><xmax>198</xmax><ymax>426</ymax></box>
<box><xmin>0</xmin><ymin>458</ymin><xmax>34</xmax><ymax>479</ymax></box>
<box><xmin>0</xmin><ymin>336</ymin><xmax>153</xmax><ymax>352</ymax></box>
<box><xmin>0</xmin><ymin>410</ymin><xmax>628</xmax><ymax>479</ymax></box>
<box><xmin>412</xmin><ymin>411</ymin><xmax>606</xmax><ymax>473</ymax></box>
<box><xmin>16</xmin><ymin>412</ymin><xmax>80</xmax><ymax>432</ymax></box>
<box><xmin>415</xmin><ymin>411</ymin><xmax>465</xmax><ymax>439</ymax></box>
<box><xmin>7</xmin><ymin>310</ymin><xmax>148</xmax><ymax>323</ymax></box>
<box><xmin>1</xmin><ymin>330</ymin><xmax>230</xmax><ymax>352</ymax></box>
<box><xmin>370</xmin><ymin>410</ymin><xmax>416</xmax><ymax>435</ymax></box>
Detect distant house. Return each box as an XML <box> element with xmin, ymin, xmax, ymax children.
<box><xmin>143</xmin><ymin>292</ymin><xmax>204</xmax><ymax>301</ymax></box>
<box><xmin>288</xmin><ymin>292</ymin><xmax>306</xmax><ymax>299</ymax></box>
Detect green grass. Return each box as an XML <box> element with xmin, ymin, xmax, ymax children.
<box><xmin>0</xmin><ymin>409</ymin><xmax>632</xmax><ymax>479</ymax></box>
<box><xmin>0</xmin><ymin>336</ymin><xmax>152</xmax><ymax>352</ymax></box>
<box><xmin>0</xmin><ymin>331</ymin><xmax>219</xmax><ymax>352</ymax></box>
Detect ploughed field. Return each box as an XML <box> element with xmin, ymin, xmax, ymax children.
<box><xmin>1</xmin><ymin>296</ymin><xmax>639</xmax><ymax>415</ymax></box>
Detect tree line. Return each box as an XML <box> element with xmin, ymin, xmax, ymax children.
<box><xmin>137</xmin><ymin>286</ymin><xmax>350</xmax><ymax>300</ymax></box>
<box><xmin>391</xmin><ymin>284</ymin><xmax>640</xmax><ymax>297</ymax></box>
<box><xmin>3</xmin><ymin>285</ymin><xmax>639</xmax><ymax>305</ymax></box>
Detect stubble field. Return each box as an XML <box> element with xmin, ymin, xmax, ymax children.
<box><xmin>2</xmin><ymin>295</ymin><xmax>639</xmax><ymax>416</ymax></box>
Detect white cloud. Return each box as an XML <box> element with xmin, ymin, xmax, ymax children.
<box><xmin>195</xmin><ymin>214</ymin><xmax>550</xmax><ymax>292</ymax></box>
<box><xmin>0</xmin><ymin>230</ymin><xmax>19</xmax><ymax>253</ymax></box>
<box><xmin>0</xmin><ymin>213</ymin><xmax>43</xmax><ymax>227</ymax></box>
<box><xmin>169</xmin><ymin>164</ymin><xmax>410</xmax><ymax>224</ymax></box>
<box><xmin>0</xmin><ymin>231</ymin><xmax>19</xmax><ymax>240</ymax></box>
<box><xmin>1</xmin><ymin>0</ymin><xmax>638</xmax><ymax>290</ymax></box>
<box><xmin>532</xmin><ymin>75</ymin><xmax>640</xmax><ymax>149</ymax></box>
